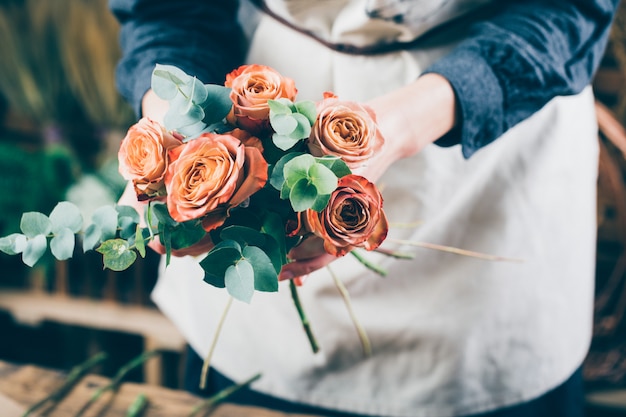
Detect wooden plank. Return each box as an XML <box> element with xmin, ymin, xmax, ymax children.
<box><xmin>0</xmin><ymin>360</ymin><xmax>319</xmax><ymax>417</ymax></box>
<box><xmin>0</xmin><ymin>290</ymin><xmax>185</xmax><ymax>352</ymax></box>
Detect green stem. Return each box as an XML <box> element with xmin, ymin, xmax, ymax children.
<box><xmin>350</xmin><ymin>250</ymin><xmax>387</xmax><ymax>277</ymax></box>
<box><xmin>188</xmin><ymin>373</ymin><xmax>262</xmax><ymax>417</ymax></box>
<box><xmin>327</xmin><ymin>266</ymin><xmax>372</xmax><ymax>357</ymax></box>
<box><xmin>199</xmin><ymin>296</ymin><xmax>233</xmax><ymax>390</ymax></box>
<box><xmin>386</xmin><ymin>238</ymin><xmax>525</xmax><ymax>262</ymax></box>
<box><xmin>373</xmin><ymin>247</ymin><xmax>415</xmax><ymax>260</ymax></box>
<box><xmin>290</xmin><ymin>280</ymin><xmax>319</xmax><ymax>353</ymax></box>
<box><xmin>21</xmin><ymin>352</ymin><xmax>108</xmax><ymax>417</ymax></box>
<box><xmin>126</xmin><ymin>393</ymin><xmax>148</xmax><ymax>417</ymax></box>
<box><xmin>74</xmin><ymin>350</ymin><xmax>158</xmax><ymax>417</ymax></box>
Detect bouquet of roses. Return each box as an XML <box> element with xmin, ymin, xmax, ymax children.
<box><xmin>0</xmin><ymin>64</ymin><xmax>391</xmax><ymax>351</ymax></box>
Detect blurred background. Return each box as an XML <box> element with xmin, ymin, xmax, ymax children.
<box><xmin>0</xmin><ymin>0</ymin><xmax>625</xmax><ymax>414</ymax></box>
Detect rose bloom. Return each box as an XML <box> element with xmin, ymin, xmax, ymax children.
<box><xmin>118</xmin><ymin>117</ymin><xmax>182</xmax><ymax>200</ymax></box>
<box><xmin>307</xmin><ymin>95</ymin><xmax>384</xmax><ymax>170</ymax></box>
<box><xmin>165</xmin><ymin>132</ymin><xmax>268</xmax><ymax>231</ymax></box>
<box><xmin>225</xmin><ymin>64</ymin><xmax>297</xmax><ymax>133</ymax></box>
<box><xmin>293</xmin><ymin>174</ymin><xmax>388</xmax><ymax>257</ymax></box>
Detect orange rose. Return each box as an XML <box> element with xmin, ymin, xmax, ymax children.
<box><xmin>225</xmin><ymin>64</ymin><xmax>297</xmax><ymax>133</ymax></box>
<box><xmin>118</xmin><ymin>117</ymin><xmax>183</xmax><ymax>200</ymax></box>
<box><xmin>307</xmin><ymin>96</ymin><xmax>384</xmax><ymax>170</ymax></box>
<box><xmin>293</xmin><ymin>174</ymin><xmax>388</xmax><ymax>257</ymax></box>
<box><xmin>165</xmin><ymin>132</ymin><xmax>268</xmax><ymax>231</ymax></box>
<box><xmin>227</xmin><ymin>127</ymin><xmax>264</xmax><ymax>153</ymax></box>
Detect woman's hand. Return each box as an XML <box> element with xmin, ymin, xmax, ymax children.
<box><xmin>278</xmin><ymin>73</ymin><xmax>459</xmax><ymax>281</ymax></box>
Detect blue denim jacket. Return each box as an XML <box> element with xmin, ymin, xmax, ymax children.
<box><xmin>110</xmin><ymin>0</ymin><xmax>619</xmax><ymax>157</ymax></box>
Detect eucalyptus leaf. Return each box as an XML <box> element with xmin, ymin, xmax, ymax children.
<box><xmin>152</xmin><ymin>203</ymin><xmax>177</xmax><ymax>227</ymax></box>
<box><xmin>270</xmin><ymin>152</ymin><xmax>302</xmax><ymax>190</ymax></box>
<box><xmin>189</xmin><ymin>77</ymin><xmax>209</xmax><ymax>105</ymax></box>
<box><xmin>50</xmin><ymin>202</ymin><xmax>83</xmax><ymax>233</ymax></box>
<box><xmin>83</xmin><ymin>224</ymin><xmax>101</xmax><ymax>252</ymax></box>
<box><xmin>290</xmin><ymin>178</ymin><xmax>318</xmax><ymax>212</ymax></box>
<box><xmin>261</xmin><ymin>212</ymin><xmax>288</xmax><ymax>264</ymax></box>
<box><xmin>97</xmin><ymin>239</ymin><xmax>137</xmax><ymax>271</ymax></box>
<box><xmin>116</xmin><ymin>205</ymin><xmax>141</xmax><ymax>224</ymax></box>
<box><xmin>23</xmin><ymin>234</ymin><xmax>47</xmax><ymax>267</ymax></box>
<box><xmin>316</xmin><ymin>156</ymin><xmax>352</xmax><ymax>178</ymax></box>
<box><xmin>176</xmin><ymin>120</ymin><xmax>209</xmax><ymax>138</ymax></box>
<box><xmin>152</xmin><ymin>64</ymin><xmax>189</xmax><ymax>100</ymax></box>
<box><xmin>311</xmin><ymin>193</ymin><xmax>332</xmax><ymax>212</ymax></box>
<box><xmin>220</xmin><ymin>226</ymin><xmax>266</xmax><ymax>247</ymax></box>
<box><xmin>283</xmin><ymin>154</ymin><xmax>315</xmax><ymax>187</ymax></box>
<box><xmin>118</xmin><ymin>216</ymin><xmax>137</xmax><ymax>240</ymax></box>
<box><xmin>135</xmin><ymin>225</ymin><xmax>146</xmax><ymax>258</ymax></box>
<box><xmin>50</xmin><ymin>227</ymin><xmax>75</xmax><ymax>261</ymax></box>
<box><xmin>0</xmin><ymin>233</ymin><xmax>27</xmax><ymax>255</ymax></box>
<box><xmin>289</xmin><ymin>113</ymin><xmax>312</xmax><ymax>140</ymax></box>
<box><xmin>203</xmin><ymin>84</ymin><xmax>233</xmax><ymax>124</ymax></box>
<box><xmin>200</xmin><ymin>240</ymin><xmax>242</xmax><ymax>288</ymax></box>
<box><xmin>270</xmin><ymin>113</ymin><xmax>297</xmax><ymax>135</ymax></box>
<box><xmin>20</xmin><ymin>212</ymin><xmax>52</xmax><ymax>238</ymax></box>
<box><xmin>268</xmin><ymin>99</ymin><xmax>293</xmax><ymax>115</ymax></box>
<box><xmin>243</xmin><ymin>246</ymin><xmax>279</xmax><ymax>292</ymax></box>
<box><xmin>225</xmin><ymin>260</ymin><xmax>255</xmax><ymax>303</ymax></box>
<box><xmin>92</xmin><ymin>206</ymin><xmax>119</xmax><ymax>241</ymax></box>
<box><xmin>169</xmin><ymin>221</ymin><xmax>206</xmax><ymax>250</ymax></box>
<box><xmin>295</xmin><ymin>101</ymin><xmax>317</xmax><ymax>125</ymax></box>
<box><xmin>309</xmin><ymin>163</ymin><xmax>338</xmax><ymax>195</ymax></box>
<box><xmin>272</xmin><ymin>133</ymin><xmax>302</xmax><ymax>151</ymax></box>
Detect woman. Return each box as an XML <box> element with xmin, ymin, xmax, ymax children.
<box><xmin>110</xmin><ymin>0</ymin><xmax>619</xmax><ymax>416</ymax></box>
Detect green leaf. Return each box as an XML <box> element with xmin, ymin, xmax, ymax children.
<box><xmin>261</xmin><ymin>212</ymin><xmax>289</xmax><ymax>265</ymax></box>
<box><xmin>135</xmin><ymin>225</ymin><xmax>146</xmax><ymax>258</ymax></box>
<box><xmin>176</xmin><ymin>120</ymin><xmax>208</xmax><ymax>138</ymax></box>
<box><xmin>49</xmin><ymin>202</ymin><xmax>83</xmax><ymax>234</ymax></box>
<box><xmin>202</xmin><ymin>84</ymin><xmax>233</xmax><ymax>124</ymax></box>
<box><xmin>220</xmin><ymin>226</ymin><xmax>266</xmax><ymax>247</ymax></box>
<box><xmin>200</xmin><ymin>240</ymin><xmax>242</xmax><ymax>288</ymax></box>
<box><xmin>272</xmin><ymin>133</ymin><xmax>301</xmax><ymax>151</ymax></box>
<box><xmin>270</xmin><ymin>113</ymin><xmax>297</xmax><ymax>135</ymax></box>
<box><xmin>311</xmin><ymin>194</ymin><xmax>331</xmax><ymax>212</ymax></box>
<box><xmin>290</xmin><ymin>178</ymin><xmax>318</xmax><ymax>212</ymax></box>
<box><xmin>97</xmin><ymin>239</ymin><xmax>137</xmax><ymax>271</ymax></box>
<box><xmin>116</xmin><ymin>205</ymin><xmax>141</xmax><ymax>224</ymax></box>
<box><xmin>270</xmin><ymin>153</ymin><xmax>302</xmax><ymax>190</ymax></box>
<box><xmin>23</xmin><ymin>234</ymin><xmax>47</xmax><ymax>267</ymax></box>
<box><xmin>243</xmin><ymin>246</ymin><xmax>279</xmax><ymax>292</ymax></box>
<box><xmin>268</xmin><ymin>99</ymin><xmax>294</xmax><ymax>115</ymax></box>
<box><xmin>50</xmin><ymin>227</ymin><xmax>75</xmax><ymax>261</ymax></box>
<box><xmin>284</xmin><ymin>154</ymin><xmax>315</xmax><ymax>187</ymax></box>
<box><xmin>83</xmin><ymin>224</ymin><xmax>102</xmax><ymax>252</ymax></box>
<box><xmin>295</xmin><ymin>100</ymin><xmax>317</xmax><ymax>125</ymax></box>
<box><xmin>309</xmin><ymin>163</ymin><xmax>338</xmax><ymax>195</ymax></box>
<box><xmin>182</xmin><ymin>102</ymin><xmax>205</xmax><ymax>124</ymax></box>
<box><xmin>20</xmin><ymin>212</ymin><xmax>52</xmax><ymax>238</ymax></box>
<box><xmin>0</xmin><ymin>233</ymin><xmax>27</xmax><ymax>255</ymax></box>
<box><xmin>169</xmin><ymin>221</ymin><xmax>206</xmax><ymax>250</ymax></box>
<box><xmin>316</xmin><ymin>156</ymin><xmax>352</xmax><ymax>178</ymax></box>
<box><xmin>118</xmin><ymin>216</ymin><xmax>137</xmax><ymax>240</ymax></box>
<box><xmin>152</xmin><ymin>203</ymin><xmax>177</xmax><ymax>227</ymax></box>
<box><xmin>92</xmin><ymin>206</ymin><xmax>119</xmax><ymax>241</ymax></box>
<box><xmin>152</xmin><ymin>64</ymin><xmax>189</xmax><ymax>100</ymax></box>
<box><xmin>289</xmin><ymin>113</ymin><xmax>312</xmax><ymax>140</ymax></box>
<box><xmin>225</xmin><ymin>259</ymin><xmax>255</xmax><ymax>303</ymax></box>
<box><xmin>189</xmin><ymin>77</ymin><xmax>209</xmax><ymax>105</ymax></box>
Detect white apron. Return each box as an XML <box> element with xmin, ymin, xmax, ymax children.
<box><xmin>152</xmin><ymin>1</ymin><xmax>598</xmax><ymax>415</ymax></box>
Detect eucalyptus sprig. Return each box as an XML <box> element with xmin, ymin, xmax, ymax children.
<box><xmin>268</xmin><ymin>98</ymin><xmax>317</xmax><ymax>150</ymax></box>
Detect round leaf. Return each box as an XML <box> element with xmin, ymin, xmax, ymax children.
<box><xmin>270</xmin><ymin>113</ymin><xmax>298</xmax><ymax>135</ymax></box>
<box><xmin>200</xmin><ymin>240</ymin><xmax>243</xmax><ymax>288</ymax></box>
<box><xmin>225</xmin><ymin>259</ymin><xmax>255</xmax><ymax>303</ymax></box>
<box><xmin>50</xmin><ymin>227</ymin><xmax>76</xmax><ymax>261</ymax></box>
<box><xmin>97</xmin><ymin>239</ymin><xmax>137</xmax><ymax>271</ymax></box>
<box><xmin>288</xmin><ymin>113</ymin><xmax>312</xmax><ymax>140</ymax></box>
<box><xmin>151</xmin><ymin>64</ymin><xmax>190</xmax><ymax>100</ymax></box>
<box><xmin>295</xmin><ymin>100</ymin><xmax>317</xmax><ymax>125</ymax></box>
<box><xmin>20</xmin><ymin>212</ymin><xmax>52</xmax><ymax>238</ymax></box>
<box><xmin>290</xmin><ymin>178</ymin><xmax>318</xmax><ymax>212</ymax></box>
<box><xmin>243</xmin><ymin>246</ymin><xmax>279</xmax><ymax>292</ymax></box>
<box><xmin>272</xmin><ymin>133</ymin><xmax>302</xmax><ymax>151</ymax></box>
<box><xmin>309</xmin><ymin>163</ymin><xmax>338</xmax><ymax>195</ymax></box>
<box><xmin>50</xmin><ymin>202</ymin><xmax>83</xmax><ymax>234</ymax></box>
<box><xmin>284</xmin><ymin>154</ymin><xmax>315</xmax><ymax>187</ymax></box>
<box><xmin>316</xmin><ymin>156</ymin><xmax>352</xmax><ymax>178</ymax></box>
<box><xmin>268</xmin><ymin>99</ymin><xmax>293</xmax><ymax>115</ymax></box>
<box><xmin>0</xmin><ymin>233</ymin><xmax>27</xmax><ymax>255</ymax></box>
<box><xmin>92</xmin><ymin>206</ymin><xmax>119</xmax><ymax>241</ymax></box>
<box><xmin>202</xmin><ymin>84</ymin><xmax>233</xmax><ymax>124</ymax></box>
<box><xmin>83</xmin><ymin>223</ymin><xmax>102</xmax><ymax>252</ymax></box>
<box><xmin>22</xmin><ymin>234</ymin><xmax>47</xmax><ymax>267</ymax></box>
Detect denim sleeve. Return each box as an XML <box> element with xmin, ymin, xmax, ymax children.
<box><xmin>425</xmin><ymin>0</ymin><xmax>619</xmax><ymax>158</ymax></box>
<box><xmin>109</xmin><ymin>0</ymin><xmax>245</xmax><ymax>117</ymax></box>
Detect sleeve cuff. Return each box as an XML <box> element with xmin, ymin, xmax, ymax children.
<box><xmin>423</xmin><ymin>46</ymin><xmax>504</xmax><ymax>159</ymax></box>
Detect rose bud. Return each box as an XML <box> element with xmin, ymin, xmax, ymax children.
<box><xmin>307</xmin><ymin>97</ymin><xmax>384</xmax><ymax>170</ymax></box>
<box><xmin>118</xmin><ymin>117</ymin><xmax>183</xmax><ymax>200</ymax></box>
<box><xmin>225</xmin><ymin>64</ymin><xmax>297</xmax><ymax>134</ymax></box>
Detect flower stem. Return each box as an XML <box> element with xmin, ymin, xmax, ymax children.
<box><xmin>289</xmin><ymin>280</ymin><xmax>320</xmax><ymax>353</ymax></box>
<box><xmin>21</xmin><ymin>352</ymin><xmax>108</xmax><ymax>417</ymax></box>
<box><xmin>188</xmin><ymin>373</ymin><xmax>262</xmax><ymax>417</ymax></box>
<box><xmin>327</xmin><ymin>266</ymin><xmax>372</xmax><ymax>357</ymax></box>
<box><xmin>386</xmin><ymin>238</ymin><xmax>524</xmax><ymax>262</ymax></box>
<box><xmin>200</xmin><ymin>296</ymin><xmax>233</xmax><ymax>390</ymax></box>
<box><xmin>126</xmin><ymin>393</ymin><xmax>148</xmax><ymax>417</ymax></box>
<box><xmin>350</xmin><ymin>250</ymin><xmax>387</xmax><ymax>276</ymax></box>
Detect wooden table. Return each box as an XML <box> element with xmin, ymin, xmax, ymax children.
<box><xmin>0</xmin><ymin>360</ymin><xmax>317</xmax><ymax>417</ymax></box>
